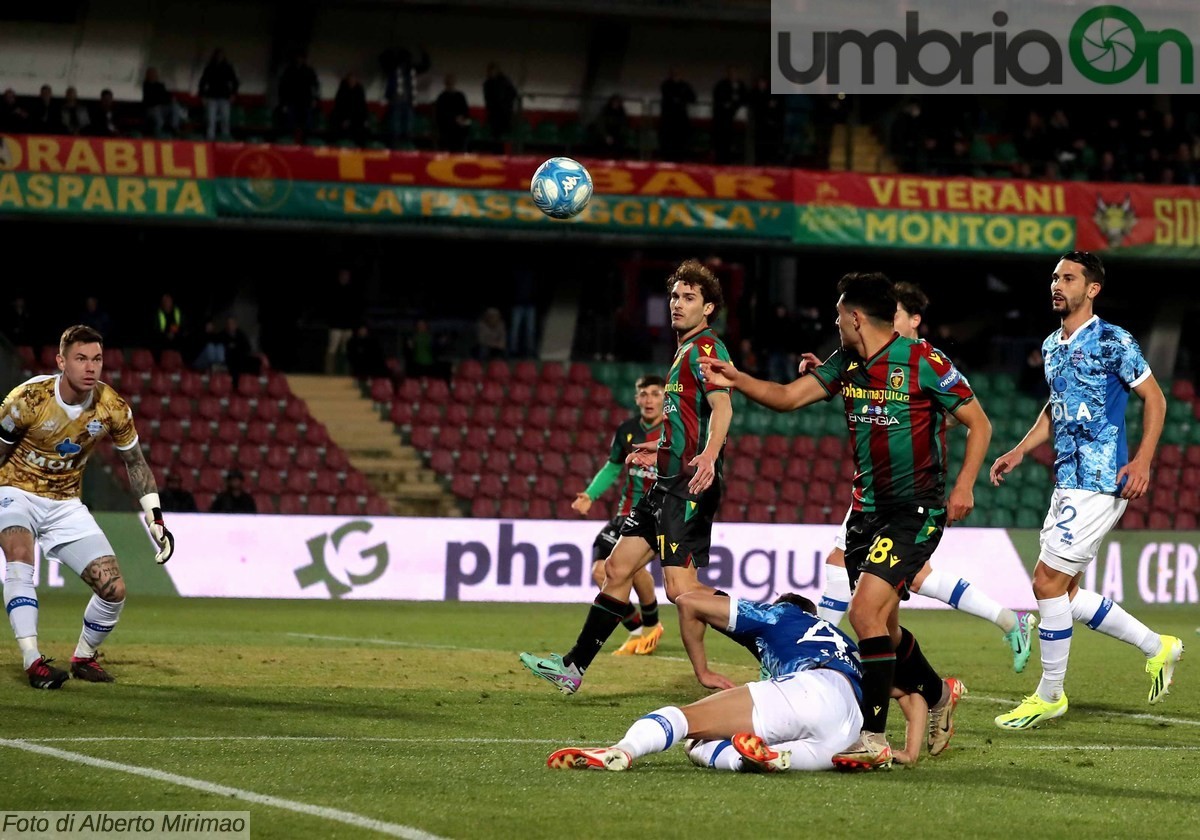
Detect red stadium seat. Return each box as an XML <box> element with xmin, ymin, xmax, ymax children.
<box><xmin>587</xmin><ymin>384</ymin><xmax>613</xmax><ymax>408</ymax></box>
<box><xmin>508</xmin><ymin>382</ymin><xmax>533</xmax><ymax>405</ymax></box>
<box><xmin>196</xmin><ymin>396</ymin><xmax>222</xmax><ymax>423</ymax></box>
<box><xmin>507</xmin><ymin>477</ymin><xmax>533</xmax><ymax>501</ymax></box>
<box><xmin>540</xmin><ymin>452</ymin><xmax>566</xmax><ymax>475</ymax></box>
<box><xmin>528</xmin><ymin>499</ymin><xmax>553</xmax><ymax>519</ymax></box>
<box><xmin>265</xmin><ymin>446</ymin><xmax>291</xmax><ymax>471</ymax></box>
<box><xmin>284</xmin><ymin>471</ymin><xmax>312</xmax><ymax>494</ymax></box>
<box><xmin>177</xmin><ymin>371</ymin><xmax>203</xmax><ymax>398</ymax></box>
<box><xmin>277</xmin><ymin>494</ymin><xmax>304</xmax><ymax>515</ymax></box>
<box><xmin>784</xmin><ymin>460</ymin><xmax>811</xmax><ymax>481</ymax></box>
<box><xmin>725</xmin><ymin>479</ymin><xmax>753</xmax><ymax>505</ymax></box>
<box><xmin>498</xmin><ymin>405</ymin><xmax>525</xmax><ymax>429</ymax></box>
<box><xmin>1170</xmin><ymin>380</ymin><xmax>1196</xmax><ymax>402</ymax></box>
<box><xmin>758</xmin><ymin>460</ymin><xmax>784</xmax><ymax>483</ymax></box>
<box><xmin>308</xmin><ymin>495</ymin><xmax>335</xmax><ymax>515</ymax></box>
<box><xmin>237</xmin><ymin>445</ymin><xmax>265</xmax><ymax>472</ymax></box>
<box><xmin>812</xmin><ymin>460</ymin><xmax>839</xmax><ymax>483</ymax></box>
<box><xmin>256</xmin><ymin>495</ymin><xmax>279</xmax><ymax>515</ymax></box>
<box><xmin>801</xmin><ymin>504</ymin><xmax>826</xmax><ymax>524</ymax></box>
<box><xmin>255</xmin><ymin>400</ymin><xmax>281</xmax><ymax>424</ymax></box>
<box><xmin>722</xmin><ymin>504</ymin><xmax>748</xmax><ymax>523</ymax></box>
<box><xmin>158</xmin><ymin>419</ymin><xmax>185</xmax><ymax>445</ymax></box>
<box><xmin>149</xmin><ymin>372</ymin><xmax>173</xmax><ymax>398</ymax></box>
<box><xmin>366</xmin><ymin>497</ymin><xmax>391</xmax><ymax>516</ymax></box>
<box><xmin>512</xmin><ymin>451</ymin><xmax>539</xmax><ymax>475</ymax></box>
<box><xmin>444</xmin><ymin>403</ymin><xmax>469</xmax><ymax>428</ymax></box>
<box><xmin>178</xmin><ymin>443</ymin><xmax>204</xmax><ymax>469</ymax></box>
<box><xmin>807</xmin><ymin>482</ymin><xmax>833</xmax><ymax>505</ymax></box>
<box><xmin>457</xmin><ymin>450</ymin><xmax>483</xmax><ymax>475</ymax></box>
<box><xmin>451</xmin><ymin>474</ymin><xmax>477</xmax><ymax>499</ymax></box>
<box><xmin>313</xmin><ymin>471</ymin><xmax>342</xmax><ymax>496</ymax></box>
<box><xmin>165</xmin><ymin>397</ymin><xmax>192</xmax><ymax>422</ymax></box>
<box><xmin>533</xmin><ymin>383</ymin><xmax>557</xmax><ymax>405</ymax></box>
<box><xmin>274</xmin><ymin>423</ymin><xmax>301</xmax><ymax>448</ymax></box>
<box><xmin>458</xmin><ymin>359</ymin><xmax>484</xmax><ymax>382</ymax></box>
<box><xmin>527</xmin><ymin>406</ymin><xmax>554</xmax><ymax>431</ymax></box>
<box><xmin>493</xmin><ymin>427</ymin><xmax>520</xmax><ymax>451</ymax></box>
<box><xmin>266</xmin><ymin>373</ymin><xmax>292</xmax><ymax>401</ymax></box>
<box><xmin>567</xmin><ymin>453</ymin><xmax>594</xmax><ymax>475</ymax></box>
<box><xmin>129</xmin><ymin>348</ymin><xmax>155</xmax><ymax>373</ymax></box>
<box><xmin>513</xmin><ymin>361</ymin><xmax>538</xmax><ymax>384</ymax></box>
<box><xmin>498</xmin><ymin>499</ymin><xmax>527</xmax><ymax>519</ymax></box>
<box><xmin>545</xmin><ymin>430</ymin><xmax>572</xmax><ymax>451</ymax></box>
<box><xmin>1176</xmin><ymin>511</ymin><xmax>1197</xmax><ymax>530</ymax></box>
<box><xmin>1148</xmin><ymin>511</ymin><xmax>1172</xmax><ymax>530</ymax></box>
<box><xmin>779</xmin><ymin>480</ymin><xmax>806</xmax><ymax>504</ymax></box>
<box><xmin>1122</xmin><ymin>509</ymin><xmax>1146</xmax><ymax>529</ymax></box>
<box><xmin>215</xmin><ymin>418</ymin><xmax>242</xmax><ymax>442</ymax></box>
<box><xmin>137</xmin><ymin>397</ymin><xmax>164</xmax><ymax>422</ymax></box>
<box><xmin>207</xmin><ymin>443</ymin><xmax>236</xmax><ymax>470</ymax></box>
<box><xmin>197</xmin><ymin>468</ymin><xmax>224</xmax><ymax>494</ymax></box>
<box><xmin>483</xmin><ymin>360</ymin><xmax>509</xmax><ymax>382</ymax></box>
<box><xmin>390</xmin><ymin>402</ymin><xmax>414</xmax><ymax>427</ymax></box>
<box><xmin>478</xmin><ymin>474</ymin><xmax>505</xmax><ymax>498</ymax></box>
<box><xmin>256</xmin><ymin>470</ymin><xmax>284</xmax><ymax>495</ymax></box>
<box><xmin>148</xmin><ymin>443</ymin><xmax>174</xmax><ymax>468</ymax></box>
<box><xmin>423</xmin><ymin>378</ymin><xmax>450</xmax><ymax>403</ymax></box>
<box><xmin>1159</xmin><ymin>444</ymin><xmax>1183</xmax><ymax>468</ymax></box>
<box><xmin>479</xmin><ymin>382</ymin><xmax>505</xmax><ymax>405</ymax></box>
<box><xmin>304</xmin><ymin>423</ymin><xmax>332</xmax><ymax>447</ymax></box>
<box><xmin>746</xmin><ymin>503</ymin><xmax>773</xmax><ymax>523</ymax></box>
<box><xmin>561</xmin><ymin>384</ymin><xmax>586</xmax><ymax>407</ymax></box>
<box><xmin>187</xmin><ymin>420</ymin><xmax>213</xmax><ymax>445</ymax></box>
<box><xmin>450</xmin><ymin>380</ymin><xmax>478</xmax><ymax>405</ymax></box>
<box><xmin>730</xmin><ymin>458</ymin><xmax>757</xmax><ymax>482</ymax></box>
<box><xmin>102</xmin><ymin>347</ymin><xmax>125</xmax><ymax>373</ymax></box>
<box><xmin>226</xmin><ymin>397</ymin><xmax>252</xmax><ymax>423</ymax></box>
<box><xmin>540</xmin><ymin>363</ymin><xmax>566</xmax><ymax>383</ymax></box>
<box><xmin>471</xmin><ymin>497</ymin><xmax>499</xmax><ymax>517</ymax></box>
<box><xmin>194</xmin><ymin>492</ymin><xmax>214</xmax><ymax>512</ymax></box>
<box><xmin>207</xmin><ymin>372</ymin><xmax>233</xmax><ymax>399</ymax></box>
<box><xmin>344</xmin><ymin>471</ymin><xmax>370</xmax><ymax>495</ymax></box>
<box><xmin>159</xmin><ymin>349</ymin><xmax>184</xmax><ymax>374</ymax></box>
<box><xmin>294</xmin><ymin>448</ymin><xmax>320</xmax><ymax>471</ymax></box>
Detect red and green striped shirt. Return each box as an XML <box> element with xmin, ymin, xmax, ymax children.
<box><xmin>810</xmin><ymin>335</ymin><xmax>974</xmax><ymax>511</ymax></box>
<box><xmin>609</xmin><ymin>417</ymin><xmax>663</xmax><ymax>516</ymax></box>
<box><xmin>657</xmin><ymin>327</ymin><xmax>731</xmax><ymax>496</ymax></box>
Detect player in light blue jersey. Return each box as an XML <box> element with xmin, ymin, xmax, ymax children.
<box><xmin>544</xmin><ymin>592</ymin><xmax>940</xmax><ymax>772</ymax></box>
<box><xmin>991</xmin><ymin>251</ymin><xmax>1183</xmax><ymax>730</ymax></box>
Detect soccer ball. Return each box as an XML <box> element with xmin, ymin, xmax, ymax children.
<box><xmin>530</xmin><ymin>157</ymin><xmax>593</xmax><ymax>219</ymax></box>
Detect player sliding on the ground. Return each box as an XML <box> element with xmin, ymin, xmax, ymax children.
<box><xmin>545</xmin><ymin>591</ymin><xmax>960</xmax><ymax>772</ymax></box>
<box><xmin>810</xmin><ymin>281</ymin><xmax>1036</xmax><ymax>672</ymax></box>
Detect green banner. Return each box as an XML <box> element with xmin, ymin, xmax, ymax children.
<box><xmin>35</xmin><ymin>513</ymin><xmax>179</xmax><ymax>596</ymax></box>
<box><xmin>794</xmin><ymin>206</ymin><xmax>1077</xmax><ymax>253</ymax></box>
<box><xmin>215</xmin><ymin>179</ymin><xmax>793</xmax><ymax>238</ymax></box>
<box><xmin>0</xmin><ymin>172</ymin><xmax>212</xmax><ymax>217</ymax></box>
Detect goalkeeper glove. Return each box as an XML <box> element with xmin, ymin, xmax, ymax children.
<box><xmin>140</xmin><ymin>493</ymin><xmax>175</xmax><ymax>564</ymax></box>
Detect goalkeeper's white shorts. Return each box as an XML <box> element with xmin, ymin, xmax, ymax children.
<box><xmin>0</xmin><ymin>486</ymin><xmax>114</xmax><ymax>575</ymax></box>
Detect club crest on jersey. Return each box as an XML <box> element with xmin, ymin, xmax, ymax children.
<box><xmin>889</xmin><ymin>367</ymin><xmax>905</xmax><ymax>389</ymax></box>
<box><xmin>55</xmin><ymin>438</ymin><xmax>82</xmax><ymax>458</ymax></box>
<box><xmin>86</xmin><ymin>419</ymin><xmax>104</xmax><ymax>437</ymax></box>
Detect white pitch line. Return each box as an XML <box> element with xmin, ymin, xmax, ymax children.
<box><xmin>0</xmin><ymin>739</ymin><xmax>447</xmax><ymax>840</ymax></box>
<box><xmin>16</xmin><ymin>735</ymin><xmax>1198</xmax><ymax>753</ymax></box>
<box><xmin>970</xmin><ymin>694</ymin><xmax>1200</xmax><ymax>727</ymax></box>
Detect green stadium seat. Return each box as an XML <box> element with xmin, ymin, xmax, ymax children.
<box><xmin>1015</xmin><ymin>509</ymin><xmax>1043</xmax><ymax>529</ymax></box>
<box><xmin>560</xmin><ymin>120</ymin><xmax>584</xmax><ymax>147</ymax></box>
<box><xmin>969</xmin><ymin>136</ymin><xmax>993</xmax><ymax>164</ymax></box>
<box><xmin>533</xmin><ymin>120</ymin><xmax>561</xmax><ymax>146</ymax></box>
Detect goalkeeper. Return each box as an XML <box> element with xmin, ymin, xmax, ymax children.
<box><xmin>0</xmin><ymin>325</ymin><xmax>175</xmax><ymax>690</ymax></box>
<box><xmin>571</xmin><ymin>374</ymin><xmax>665</xmax><ymax>656</ymax></box>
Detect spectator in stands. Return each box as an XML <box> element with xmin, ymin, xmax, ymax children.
<box><xmin>509</xmin><ymin>267</ymin><xmax>538</xmax><ymax>357</ymax></box>
<box><xmin>143</xmin><ymin>67</ymin><xmax>183</xmax><ymax>137</ymax></box>
<box><xmin>404</xmin><ymin>319</ymin><xmax>436</xmax><ymax>377</ymax></box>
<box><xmin>210</xmin><ymin>469</ymin><xmax>257</xmax><ymax>514</ymax></box>
<box><xmin>434</xmin><ymin>74</ymin><xmax>471</xmax><ymax>152</ymax></box>
<box><xmin>325</xmin><ymin>268</ymin><xmax>362</xmax><ymax>375</ymax></box>
<box><xmin>278</xmin><ymin>51</ymin><xmax>319</xmax><ymax>144</ymax></box>
<box><xmin>712</xmin><ymin>67</ymin><xmax>747</xmax><ymax>164</ymax></box>
<box><xmin>160</xmin><ymin>472</ymin><xmax>198</xmax><ymax>513</ymax></box>
<box><xmin>199</xmin><ymin>48</ymin><xmax>239</xmax><ymax>141</ymax></box>
<box><xmin>191</xmin><ymin>319</ymin><xmax>225</xmax><ymax>372</ymax></box>
<box><xmin>60</xmin><ymin>87</ymin><xmax>89</xmax><ymax>136</ymax></box>
<box><xmin>483</xmin><ymin>62</ymin><xmax>518</xmax><ymax>142</ymax></box>
<box><xmin>89</xmin><ymin>89</ymin><xmax>121</xmax><ymax>137</ymax></box>
<box><xmin>0</xmin><ymin>88</ymin><xmax>29</xmax><ymax>132</ymax></box>
<box><xmin>749</xmin><ymin>75</ymin><xmax>785</xmax><ymax>166</ymax></box>
<box><xmin>659</xmin><ymin>68</ymin><xmax>696</xmax><ymax>162</ymax></box>
<box><xmin>220</xmin><ymin>316</ymin><xmax>258</xmax><ymax>385</ymax></box>
<box><xmin>1</xmin><ymin>297</ymin><xmax>35</xmax><ymax>347</ymax></box>
<box><xmin>347</xmin><ymin>325</ymin><xmax>388</xmax><ymax>380</ymax></box>
<box><xmin>29</xmin><ymin>85</ymin><xmax>62</xmax><ymax>134</ymax></box>
<box><xmin>596</xmin><ymin>94</ymin><xmax>630</xmax><ymax>159</ymax></box>
<box><xmin>381</xmin><ymin>46</ymin><xmax>430</xmax><ymax>148</ymax></box>
<box><xmin>733</xmin><ymin>337</ymin><xmax>760</xmax><ymax>378</ymax></box>
<box><xmin>760</xmin><ymin>302</ymin><xmax>794</xmax><ymax>384</ymax></box>
<box><xmin>330</xmin><ymin>73</ymin><xmax>369</xmax><ymax>148</ymax></box>
<box><xmin>79</xmin><ymin>296</ymin><xmax>112</xmax><ymax>343</ymax></box>
<box><xmin>476</xmin><ymin>307</ymin><xmax>507</xmax><ymax>360</ymax></box>
<box><xmin>154</xmin><ymin>293</ymin><xmax>184</xmax><ymax>356</ymax></box>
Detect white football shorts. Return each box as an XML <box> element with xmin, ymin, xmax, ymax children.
<box><xmin>1038</xmin><ymin>488</ymin><xmax>1127</xmax><ymax>576</ymax></box>
<box><xmin>746</xmin><ymin>668</ymin><xmax>862</xmax><ymax>771</ymax></box>
<box><xmin>0</xmin><ymin>486</ymin><xmax>114</xmax><ymax>575</ymax></box>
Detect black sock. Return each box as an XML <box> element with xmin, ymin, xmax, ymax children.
<box><xmin>564</xmin><ymin>593</ymin><xmax>627</xmax><ymax>672</ymax></box>
<box><xmin>858</xmin><ymin>635</ymin><xmax>896</xmax><ymax>734</ymax></box>
<box><xmin>893</xmin><ymin>626</ymin><xmax>943</xmax><ymax>709</ymax></box>
<box><xmin>620</xmin><ymin>601</ymin><xmax>643</xmax><ymax>632</ymax></box>
<box><xmin>639</xmin><ymin>601</ymin><xmax>659</xmax><ymax>628</ymax></box>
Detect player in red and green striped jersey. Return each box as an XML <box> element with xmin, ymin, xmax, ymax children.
<box><xmin>571</xmin><ymin>375</ymin><xmax>665</xmax><ymax>656</ymax></box>
<box><xmin>700</xmin><ymin>273</ymin><xmax>992</xmax><ymax>771</ymax></box>
<box><xmin>521</xmin><ymin>260</ymin><xmax>734</xmax><ymax>695</ymax></box>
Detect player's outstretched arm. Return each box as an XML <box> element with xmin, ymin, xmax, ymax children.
<box><xmin>990</xmin><ymin>402</ymin><xmax>1051</xmax><ymax>485</ymax></box>
<box><xmin>675</xmin><ymin>591</ymin><xmax>735</xmax><ymax>691</ymax></box>
<box><xmin>697</xmin><ymin>356</ymin><xmax>828</xmax><ymax>412</ymax></box>
<box><xmin>1119</xmin><ymin>373</ymin><xmax>1167</xmax><ymax>499</ymax></box>
<box><xmin>947</xmin><ymin>400</ymin><xmax>991</xmax><ymax>524</ymax></box>
<box><xmin>118</xmin><ymin>445</ymin><xmax>175</xmax><ymax>564</ymax></box>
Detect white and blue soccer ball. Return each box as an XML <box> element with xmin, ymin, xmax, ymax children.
<box><xmin>530</xmin><ymin>157</ymin><xmax>593</xmax><ymax>219</ymax></box>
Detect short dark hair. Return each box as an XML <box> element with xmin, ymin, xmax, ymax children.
<box><xmin>892</xmin><ymin>281</ymin><xmax>929</xmax><ymax>318</ymax></box>
<box><xmin>635</xmin><ymin>374</ymin><xmax>666</xmax><ymax>390</ymax></box>
<box><xmin>667</xmin><ymin>260</ymin><xmax>723</xmax><ymax>319</ymax></box>
<box><xmin>773</xmin><ymin>592</ymin><xmax>818</xmax><ymax>615</ymax></box>
<box><xmin>1059</xmin><ymin>251</ymin><xmax>1105</xmax><ymax>287</ymax></box>
<box><xmin>836</xmin><ymin>272</ymin><xmax>895</xmax><ymax>323</ymax></box>
<box><xmin>59</xmin><ymin>325</ymin><xmax>104</xmax><ymax>356</ymax></box>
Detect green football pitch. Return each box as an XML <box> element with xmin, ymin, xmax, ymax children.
<box><xmin>2</xmin><ymin>595</ymin><xmax>1197</xmax><ymax>839</ymax></box>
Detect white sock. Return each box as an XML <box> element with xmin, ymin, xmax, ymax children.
<box><xmin>686</xmin><ymin>738</ymin><xmax>743</xmax><ymax>771</ymax></box>
<box><xmin>74</xmin><ymin>594</ymin><xmax>125</xmax><ymax>658</ymax></box>
<box><xmin>4</xmin><ymin>562</ymin><xmax>40</xmax><ymax>669</ymax></box>
<box><xmin>817</xmin><ymin>564</ymin><xmax>851</xmax><ymax>626</ymax></box>
<box><xmin>1071</xmin><ymin>589</ymin><xmax>1160</xmax><ymax>657</ymax></box>
<box><xmin>919</xmin><ymin>570</ymin><xmax>1013</xmax><ymax>630</ymax></box>
<box><xmin>1035</xmin><ymin>593</ymin><xmax>1073</xmax><ymax>702</ymax></box>
<box><xmin>614</xmin><ymin>706</ymin><xmax>689</xmax><ymax>759</ymax></box>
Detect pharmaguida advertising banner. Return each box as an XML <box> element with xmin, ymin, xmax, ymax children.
<box><xmin>155</xmin><ymin>515</ymin><xmax>1040</xmax><ymax>607</ymax></box>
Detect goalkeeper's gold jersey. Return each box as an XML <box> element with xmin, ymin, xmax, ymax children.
<box><xmin>0</xmin><ymin>375</ymin><xmax>139</xmax><ymax>501</ymax></box>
